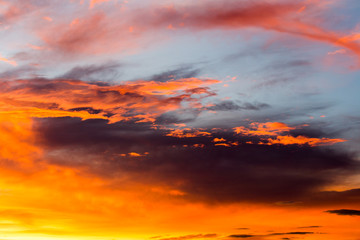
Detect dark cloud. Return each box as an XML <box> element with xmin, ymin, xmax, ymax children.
<box><xmin>252</xmin><ymin>76</ymin><xmax>293</xmax><ymax>89</ymax></box>
<box><xmin>3</xmin><ymin>78</ymin><xmax>85</xmax><ymax>94</ymax></box>
<box><xmin>228</xmin><ymin>232</ymin><xmax>315</xmax><ymax>239</ymax></box>
<box><xmin>147</xmin><ymin>65</ymin><xmax>201</xmax><ymax>82</ymax></box>
<box><xmin>269</xmin><ymin>60</ymin><xmax>312</xmax><ymax>70</ymax></box>
<box><xmin>68</xmin><ymin>107</ymin><xmax>103</xmax><ymax>114</ymax></box>
<box><xmin>248</xmin><ymin>55</ymin><xmax>314</xmax><ymax>90</ymax></box>
<box><xmin>155</xmin><ymin>109</ymin><xmax>201</xmax><ymax>124</ymax></box>
<box><xmin>155</xmin><ymin>234</ymin><xmax>217</xmax><ymax>240</ymax></box>
<box><xmin>325</xmin><ymin>209</ymin><xmax>360</xmax><ymax>216</ymax></box>
<box><xmin>233</xmin><ymin>102</ymin><xmax>334</xmax><ymax>128</ymax></box>
<box><xmin>269</xmin><ymin>232</ymin><xmax>314</xmax><ymax>236</ymax></box>
<box><xmin>228</xmin><ymin>234</ymin><xmax>255</xmax><ymax>238</ymax></box>
<box><xmin>206</xmin><ymin>101</ymin><xmax>270</xmax><ymax>111</ymax></box>
<box><xmin>298</xmin><ymin>226</ymin><xmax>321</xmax><ymax>229</ymax></box>
<box><xmin>302</xmin><ymin>188</ymin><xmax>360</xmax><ymax>206</ymax></box>
<box><xmin>33</xmin><ymin>117</ymin><xmax>358</xmax><ymax>205</ymax></box>
<box><xmin>60</xmin><ymin>62</ymin><xmax>122</xmax><ymax>82</ymax></box>
<box><xmin>0</xmin><ymin>65</ymin><xmax>38</xmax><ymax>80</ymax></box>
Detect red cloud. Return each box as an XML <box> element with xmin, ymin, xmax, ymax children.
<box><xmin>40</xmin><ymin>13</ymin><xmax>113</xmax><ymax>54</ymax></box>
<box><xmin>132</xmin><ymin>0</ymin><xmax>360</xmax><ymax>66</ymax></box>
<box><xmin>22</xmin><ymin>0</ymin><xmax>359</xmax><ymax>65</ymax></box>
<box><xmin>9</xmin><ymin>0</ymin><xmax>354</xmax><ymax>69</ymax></box>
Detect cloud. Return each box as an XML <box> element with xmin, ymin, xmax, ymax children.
<box><xmin>269</xmin><ymin>232</ymin><xmax>314</xmax><ymax>236</ymax></box>
<box><xmin>0</xmin><ymin>65</ymin><xmax>38</xmax><ymax>80</ymax></box>
<box><xmin>271</xmin><ymin>60</ymin><xmax>312</xmax><ymax>69</ymax></box>
<box><xmin>228</xmin><ymin>231</ymin><xmax>315</xmax><ymax>239</ymax></box>
<box><xmin>32</xmin><ymin>116</ymin><xmax>357</xmax><ymax>204</ymax></box>
<box><xmin>0</xmin><ymin>53</ymin><xmax>17</xmax><ymax>66</ymax></box>
<box><xmin>298</xmin><ymin>226</ymin><xmax>321</xmax><ymax>229</ymax></box>
<box><xmin>1</xmin><ymin>77</ymin><xmax>357</xmax><ymax>205</ymax></box>
<box><xmin>10</xmin><ymin>0</ymin><xmax>357</xmax><ymax>66</ymax></box>
<box><xmin>147</xmin><ymin>65</ymin><xmax>202</xmax><ymax>82</ymax></box>
<box><xmin>0</xmin><ymin>0</ymin><xmax>35</xmax><ymax>25</ymax></box>
<box><xmin>298</xmin><ymin>188</ymin><xmax>360</xmax><ymax>206</ymax></box>
<box><xmin>89</xmin><ymin>0</ymin><xmax>114</xmax><ymax>9</ymax></box>
<box><xmin>325</xmin><ymin>209</ymin><xmax>360</xmax><ymax>216</ymax></box>
<box><xmin>228</xmin><ymin>234</ymin><xmax>255</xmax><ymax>238</ymax></box>
<box><xmin>265</xmin><ymin>135</ymin><xmax>346</xmax><ymax>147</ymax></box>
<box><xmin>206</xmin><ymin>101</ymin><xmax>270</xmax><ymax>111</ymax></box>
<box><xmin>155</xmin><ymin>109</ymin><xmax>200</xmax><ymax>124</ymax></box>
<box><xmin>166</xmin><ymin>129</ymin><xmax>212</xmax><ymax>138</ymax></box>
<box><xmin>234</xmin><ymin>122</ymin><xmax>346</xmax><ymax>147</ymax></box>
<box><xmin>40</xmin><ymin>12</ymin><xmax>112</xmax><ymax>54</ymax></box>
<box><xmin>234</xmin><ymin>122</ymin><xmax>296</xmax><ymax>136</ymax></box>
<box><xmin>130</xmin><ymin>0</ymin><xmax>360</xmax><ymax>66</ymax></box>
<box><xmin>4</xmin><ymin>0</ymin><xmax>360</xmax><ymax>71</ymax></box>
<box><xmin>0</xmin><ymin>77</ymin><xmax>219</xmax><ymax>123</ymax></box>
<box><xmin>60</xmin><ymin>62</ymin><xmax>123</xmax><ymax>81</ymax></box>
<box><xmin>155</xmin><ymin>234</ymin><xmax>218</xmax><ymax>240</ymax></box>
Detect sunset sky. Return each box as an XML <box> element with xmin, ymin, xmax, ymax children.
<box><xmin>1</xmin><ymin>0</ymin><xmax>360</xmax><ymax>239</ymax></box>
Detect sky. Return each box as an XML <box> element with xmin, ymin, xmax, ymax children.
<box><xmin>0</xmin><ymin>0</ymin><xmax>360</xmax><ymax>239</ymax></box>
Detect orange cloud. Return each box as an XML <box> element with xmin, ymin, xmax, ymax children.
<box><xmin>338</xmin><ymin>32</ymin><xmax>360</xmax><ymax>43</ymax></box>
<box><xmin>166</xmin><ymin>128</ymin><xmax>212</xmax><ymax>138</ymax></box>
<box><xmin>265</xmin><ymin>135</ymin><xmax>347</xmax><ymax>146</ymax></box>
<box><xmin>124</xmin><ymin>78</ymin><xmax>219</xmax><ymax>96</ymax></box>
<box><xmin>27</xmin><ymin>43</ymin><xmax>45</xmax><ymax>50</ymax></box>
<box><xmin>214</xmin><ymin>143</ymin><xmax>231</xmax><ymax>147</ymax></box>
<box><xmin>0</xmin><ymin>77</ymin><xmax>219</xmax><ymax>124</ymax></box>
<box><xmin>127</xmin><ymin>152</ymin><xmax>148</xmax><ymax>157</ymax></box>
<box><xmin>234</xmin><ymin>122</ymin><xmax>346</xmax><ymax>147</ymax></box>
<box><xmin>212</xmin><ymin>138</ymin><xmax>226</xmax><ymax>142</ymax></box>
<box><xmin>234</xmin><ymin>122</ymin><xmax>296</xmax><ymax>136</ymax></box>
<box><xmin>43</xmin><ymin>16</ymin><xmax>53</xmax><ymax>22</ymax></box>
